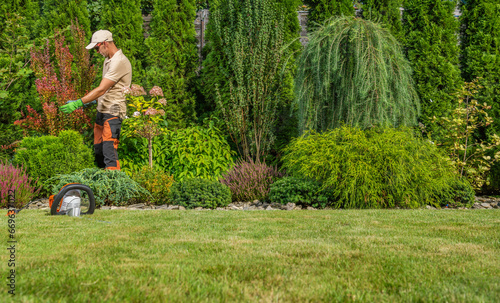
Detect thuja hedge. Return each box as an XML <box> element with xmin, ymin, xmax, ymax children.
<box><xmin>145</xmin><ymin>0</ymin><xmax>198</xmax><ymax>128</ymax></box>
<box><xmin>282</xmin><ymin>126</ymin><xmax>475</xmax><ymax>209</ymax></box>
<box><xmin>402</xmin><ymin>0</ymin><xmax>463</xmax><ymax>128</ymax></box>
<box><xmin>304</xmin><ymin>0</ymin><xmax>354</xmax><ymax>28</ymax></box>
<box><xmin>460</xmin><ymin>0</ymin><xmax>500</xmax><ymax>134</ymax></box>
<box><xmin>361</xmin><ymin>0</ymin><xmax>403</xmax><ymax>41</ymax></box>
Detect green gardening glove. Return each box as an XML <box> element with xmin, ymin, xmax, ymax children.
<box><xmin>60</xmin><ymin>99</ymin><xmax>84</xmax><ymax>113</ymax></box>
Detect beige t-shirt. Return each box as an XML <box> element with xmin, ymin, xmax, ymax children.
<box><xmin>97</xmin><ymin>49</ymin><xmax>132</xmax><ymax>119</ymax></box>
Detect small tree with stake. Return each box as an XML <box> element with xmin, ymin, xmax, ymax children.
<box><xmin>122</xmin><ymin>84</ymin><xmax>168</xmax><ymax>168</ymax></box>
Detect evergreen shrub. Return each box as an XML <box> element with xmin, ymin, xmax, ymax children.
<box><xmin>304</xmin><ymin>0</ymin><xmax>354</xmax><ymax>28</ymax></box>
<box><xmin>169</xmin><ymin>178</ymin><xmax>231</xmax><ymax>209</ymax></box>
<box><xmin>220</xmin><ymin>159</ymin><xmax>284</xmax><ymax>202</ymax></box>
<box><xmin>402</xmin><ymin>0</ymin><xmax>462</xmax><ymax>128</ymax></box>
<box><xmin>100</xmin><ymin>0</ymin><xmax>145</xmax><ymax>83</ymax></box>
<box><xmin>460</xmin><ymin>0</ymin><xmax>500</xmax><ymax>133</ymax></box>
<box><xmin>361</xmin><ymin>0</ymin><xmax>403</xmax><ymax>41</ymax></box>
<box><xmin>145</xmin><ymin>0</ymin><xmax>198</xmax><ymax>128</ymax></box>
<box><xmin>12</xmin><ymin>130</ymin><xmax>94</xmax><ymax>192</ymax></box>
<box><xmin>202</xmin><ymin>0</ymin><xmax>298</xmax><ymax>161</ymax></box>
<box><xmin>131</xmin><ymin>166</ymin><xmax>174</xmax><ymax>205</ymax></box>
<box><xmin>35</xmin><ymin>0</ymin><xmax>91</xmax><ymax>40</ymax></box>
<box><xmin>268</xmin><ymin>176</ymin><xmax>333</xmax><ymax>208</ymax></box>
<box><xmin>0</xmin><ymin>12</ymin><xmax>39</xmax><ymax>156</ymax></box>
<box><xmin>282</xmin><ymin>126</ymin><xmax>469</xmax><ymax>208</ymax></box>
<box><xmin>47</xmin><ymin>167</ymin><xmax>150</xmax><ymax>206</ymax></box>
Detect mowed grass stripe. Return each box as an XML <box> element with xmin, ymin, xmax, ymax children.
<box><xmin>1</xmin><ymin>209</ymin><xmax>498</xmax><ymax>302</ymax></box>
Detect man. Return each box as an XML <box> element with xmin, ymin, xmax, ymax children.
<box><xmin>60</xmin><ymin>30</ymin><xmax>132</xmax><ymax>170</ymax></box>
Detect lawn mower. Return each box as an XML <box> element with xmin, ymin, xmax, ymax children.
<box><xmin>7</xmin><ymin>183</ymin><xmax>95</xmax><ymax>216</ymax></box>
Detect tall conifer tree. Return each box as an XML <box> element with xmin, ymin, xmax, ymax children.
<box><xmin>145</xmin><ymin>0</ymin><xmax>198</xmax><ymax>127</ymax></box>
<box><xmin>460</xmin><ymin>0</ymin><xmax>500</xmax><ymax>133</ymax></box>
<box><xmin>100</xmin><ymin>0</ymin><xmax>145</xmax><ymax>83</ymax></box>
<box><xmin>402</xmin><ymin>0</ymin><xmax>462</xmax><ymax>127</ymax></box>
<box><xmin>304</xmin><ymin>0</ymin><xmax>354</xmax><ymax>28</ymax></box>
<box><xmin>0</xmin><ymin>1</ymin><xmax>39</xmax><ymax>150</ymax></box>
<box><xmin>362</xmin><ymin>0</ymin><xmax>403</xmax><ymax>41</ymax></box>
<box><xmin>0</xmin><ymin>0</ymin><xmax>38</xmax><ymax>44</ymax></box>
<box><xmin>201</xmin><ymin>0</ymin><xmax>299</xmax><ymax>161</ymax></box>
<box><xmin>35</xmin><ymin>0</ymin><xmax>91</xmax><ymax>39</ymax></box>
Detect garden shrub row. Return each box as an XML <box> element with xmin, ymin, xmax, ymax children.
<box><xmin>4</xmin><ymin>125</ymin><xmax>476</xmax><ymax>209</ymax></box>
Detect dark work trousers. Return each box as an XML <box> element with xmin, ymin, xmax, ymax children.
<box><xmin>94</xmin><ymin>111</ymin><xmax>122</xmax><ymax>170</ymax></box>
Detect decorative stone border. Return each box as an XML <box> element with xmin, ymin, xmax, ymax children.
<box><xmin>17</xmin><ymin>197</ymin><xmax>500</xmax><ymax>211</ymax></box>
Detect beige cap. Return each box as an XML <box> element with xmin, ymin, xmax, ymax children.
<box><xmin>86</xmin><ymin>30</ymin><xmax>113</xmax><ymax>49</ymax></box>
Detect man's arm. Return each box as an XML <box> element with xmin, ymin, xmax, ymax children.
<box><xmin>81</xmin><ymin>78</ymin><xmax>117</xmax><ymax>104</ymax></box>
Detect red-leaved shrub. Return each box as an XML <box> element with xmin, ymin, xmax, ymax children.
<box><xmin>0</xmin><ymin>160</ymin><xmax>41</xmax><ymax>208</ymax></box>
<box><xmin>219</xmin><ymin>158</ymin><xmax>284</xmax><ymax>202</ymax></box>
<box><xmin>15</xmin><ymin>22</ymin><xmax>95</xmax><ymax>136</ymax></box>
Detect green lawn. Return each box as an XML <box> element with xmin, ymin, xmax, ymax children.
<box><xmin>1</xmin><ymin>209</ymin><xmax>499</xmax><ymax>302</ymax></box>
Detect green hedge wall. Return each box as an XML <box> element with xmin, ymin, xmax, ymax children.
<box><xmin>100</xmin><ymin>0</ymin><xmax>146</xmax><ymax>84</ymax></box>
<box><xmin>402</xmin><ymin>0</ymin><xmax>462</xmax><ymax>129</ymax></box>
<box><xmin>460</xmin><ymin>0</ymin><xmax>500</xmax><ymax>133</ymax></box>
<box><xmin>362</xmin><ymin>0</ymin><xmax>403</xmax><ymax>41</ymax></box>
<box><xmin>304</xmin><ymin>0</ymin><xmax>354</xmax><ymax>28</ymax></box>
<box><xmin>145</xmin><ymin>0</ymin><xmax>198</xmax><ymax>128</ymax></box>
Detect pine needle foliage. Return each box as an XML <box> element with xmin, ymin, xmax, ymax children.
<box><xmin>304</xmin><ymin>0</ymin><xmax>354</xmax><ymax>29</ymax></box>
<box><xmin>459</xmin><ymin>0</ymin><xmax>500</xmax><ymax>133</ymax></box>
<box><xmin>402</xmin><ymin>0</ymin><xmax>462</xmax><ymax>127</ymax></box>
<box><xmin>361</xmin><ymin>0</ymin><xmax>403</xmax><ymax>41</ymax></box>
<box><xmin>145</xmin><ymin>0</ymin><xmax>198</xmax><ymax>128</ymax></box>
<box><xmin>47</xmin><ymin>167</ymin><xmax>151</xmax><ymax>206</ymax></box>
<box><xmin>294</xmin><ymin>16</ymin><xmax>419</xmax><ymax>134</ymax></box>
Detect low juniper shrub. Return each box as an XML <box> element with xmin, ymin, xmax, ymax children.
<box><xmin>220</xmin><ymin>158</ymin><xmax>284</xmax><ymax>202</ymax></box>
<box><xmin>0</xmin><ymin>160</ymin><xmax>41</xmax><ymax>208</ymax></box>
<box><xmin>169</xmin><ymin>178</ymin><xmax>231</xmax><ymax>209</ymax></box>
<box><xmin>268</xmin><ymin>176</ymin><xmax>334</xmax><ymax>208</ymax></box>
<box><xmin>46</xmin><ymin>168</ymin><xmax>150</xmax><ymax>206</ymax></box>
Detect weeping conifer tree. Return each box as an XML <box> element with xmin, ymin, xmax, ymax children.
<box><xmin>294</xmin><ymin>16</ymin><xmax>420</xmax><ymax>134</ymax></box>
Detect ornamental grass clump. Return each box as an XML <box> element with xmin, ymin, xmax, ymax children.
<box><xmin>0</xmin><ymin>160</ymin><xmax>41</xmax><ymax>208</ymax></box>
<box><xmin>220</xmin><ymin>159</ymin><xmax>284</xmax><ymax>202</ymax></box>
